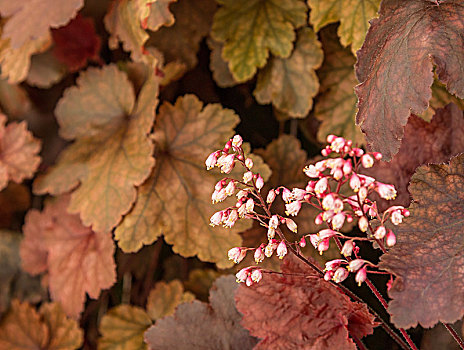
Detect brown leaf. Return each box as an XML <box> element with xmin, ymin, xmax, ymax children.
<box><xmin>0</xmin><ymin>115</ymin><xmax>41</xmax><ymax>191</ymax></box>
<box><xmin>355</xmin><ymin>0</ymin><xmax>464</xmax><ymax>160</ymax></box>
<box><xmin>26</xmin><ymin>50</ymin><xmax>67</xmax><ymax>88</ymax></box>
<box><xmin>0</xmin><ymin>79</ymin><xmax>31</xmax><ymax>118</ymax></box>
<box><xmin>21</xmin><ymin>196</ymin><xmax>116</xmax><ymax>318</ymax></box>
<box><xmin>146</xmin><ymin>280</ymin><xmax>194</xmax><ymax>320</ymax></box>
<box><xmin>147</xmin><ymin>0</ymin><xmax>217</xmax><ymax>70</ymax></box>
<box><xmin>235</xmin><ymin>256</ymin><xmax>376</xmax><ymax>349</ymax></box>
<box><xmin>207</xmin><ymin>38</ymin><xmax>238</xmax><ymax>88</ymax></box>
<box><xmin>380</xmin><ymin>153</ymin><xmax>464</xmax><ymax>328</ymax></box>
<box><xmin>34</xmin><ymin>63</ymin><xmax>159</xmax><ymax>233</ymax></box>
<box><xmin>98</xmin><ymin>304</ymin><xmax>152</xmax><ymax>350</ymax></box>
<box><xmin>144</xmin><ymin>276</ymin><xmax>258</xmax><ymax>349</ymax></box>
<box><xmin>51</xmin><ymin>14</ymin><xmax>101</xmax><ymax>72</ymax></box>
<box><xmin>0</xmin><ymin>300</ymin><xmax>82</xmax><ymax>350</ymax></box>
<box><xmin>145</xmin><ymin>0</ymin><xmax>177</xmax><ymax>32</ymax></box>
<box><xmin>0</xmin><ymin>0</ymin><xmax>83</xmax><ymax>49</ymax></box>
<box><xmin>365</xmin><ymin>103</ymin><xmax>464</xmax><ymax>210</ymax></box>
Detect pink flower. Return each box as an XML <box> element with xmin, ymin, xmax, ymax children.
<box><xmin>350</xmin><ymin>173</ymin><xmax>361</xmax><ymax>192</ymax></box>
<box><xmin>315</xmin><ymin>177</ymin><xmax>328</xmax><ymax>195</ymax></box>
<box><xmin>285</xmin><ymin>200</ymin><xmax>301</xmax><ymax>216</ymax></box>
<box><xmin>332</xmin><ymin>167</ymin><xmax>343</xmax><ymax>180</ymax></box>
<box><xmin>266</xmin><ymin>189</ymin><xmax>276</xmax><ymax>204</ymax></box>
<box><xmin>228</xmin><ymin>246</ymin><xmax>246</xmax><ymax>263</ymax></box>
<box><xmin>331</xmin><ymin>137</ymin><xmax>345</xmax><ymax>152</ymax></box>
<box><xmin>348</xmin><ymin>259</ymin><xmax>365</xmax><ymax>272</ymax></box>
<box><xmin>361</xmin><ymin>154</ymin><xmax>374</xmax><ymax>168</ymax></box>
<box><xmin>318</xmin><ymin>229</ymin><xmax>337</xmax><ymax>239</ymax></box>
<box><xmin>325</xmin><ymin>259</ymin><xmax>344</xmax><ymax>271</ymax></box>
<box><xmin>331</xmin><ymin>212</ymin><xmax>346</xmax><ymax>230</ymax></box>
<box><xmin>376</xmin><ymin>182</ymin><xmax>397</xmax><ymax>200</ymax></box>
<box><xmin>341</xmin><ymin>240</ymin><xmax>354</xmax><ymax>257</ymax></box>
<box><xmin>303</xmin><ymin>164</ymin><xmax>320</xmax><ymax>178</ymax></box>
<box><xmin>358</xmin><ymin>216</ymin><xmax>368</xmax><ymax>232</ymax></box>
<box><xmin>245</xmin><ymin>157</ymin><xmax>253</xmax><ymax>169</ymax></box>
<box><xmin>285</xmin><ymin>218</ymin><xmax>297</xmax><ymax>233</ymax></box>
<box><xmin>386</xmin><ymin>230</ymin><xmax>396</xmax><ymax>247</ymax></box>
<box><xmin>218</xmin><ymin>153</ymin><xmax>235</xmax><ymax>173</ymax></box>
<box><xmin>255</xmin><ymin>175</ymin><xmax>264</xmax><ymax>191</ymax></box>
<box><xmin>236</xmin><ymin>190</ymin><xmax>248</xmax><ymax>199</ymax></box>
<box><xmin>322</xmin><ymin>193</ymin><xmax>336</xmax><ymax>211</ymax></box>
<box><xmin>355</xmin><ymin>266</ymin><xmax>367</xmax><ymax>286</ymax></box>
<box><xmin>224</xmin><ymin>181</ymin><xmax>236</xmax><ymax>196</ymax></box>
<box><xmin>251</xmin><ymin>269</ymin><xmax>263</xmax><ymax>283</ymax></box>
<box><xmin>276</xmin><ymin>241</ymin><xmax>287</xmax><ymax>259</ymax></box>
<box><xmin>264</xmin><ymin>239</ymin><xmax>278</xmax><ymax>257</ymax></box>
<box><xmin>232</xmin><ymin>134</ymin><xmax>243</xmax><ymax>147</ymax></box>
<box><xmin>342</xmin><ymin>160</ymin><xmax>352</xmax><ymax>175</ymax></box>
<box><xmin>223</xmin><ymin>209</ymin><xmax>239</xmax><ymax>228</ymax></box>
<box><xmin>235</xmin><ymin>267</ymin><xmax>250</xmax><ymax>283</ymax></box>
<box><xmin>333</xmin><ymin>267</ymin><xmax>349</xmax><ymax>283</ymax></box>
<box><xmin>211</xmin><ymin>188</ymin><xmax>227</xmax><ymax>203</ymax></box>
<box><xmin>314</xmin><ymin>213</ymin><xmax>323</xmax><ymax>225</ymax></box>
<box><xmin>254</xmin><ymin>247</ymin><xmax>265</xmax><ymax>263</ymax></box>
<box><xmin>374</xmin><ymin>226</ymin><xmax>386</xmax><ymax>239</ymax></box>
<box><xmin>292</xmin><ymin>188</ymin><xmax>306</xmax><ymax>201</ymax></box>
<box><xmin>318</xmin><ymin>238</ymin><xmax>330</xmax><ymax>255</ymax></box>
<box><xmin>205</xmin><ymin>151</ymin><xmax>219</xmax><ymax>169</ymax></box>
<box><xmin>210</xmin><ymin>211</ymin><xmax>223</xmax><ymax>226</ymax></box>
<box><xmin>281</xmin><ymin>187</ymin><xmax>292</xmax><ymax>203</ymax></box>
<box><xmin>326</xmin><ymin>134</ymin><xmax>336</xmax><ymax>143</ymax></box>
<box><xmin>299</xmin><ymin>236</ymin><xmax>306</xmax><ymax>247</ymax></box>
<box><xmin>245</xmin><ymin>198</ymin><xmax>254</xmax><ymax>213</ymax></box>
<box><xmin>243</xmin><ymin>171</ymin><xmax>253</xmax><ymax>183</ymax></box>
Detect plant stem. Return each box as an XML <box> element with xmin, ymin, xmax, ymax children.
<box><xmin>352</xmin><ymin>335</ymin><xmax>368</xmax><ymax>350</ymax></box>
<box><xmin>442</xmin><ymin>322</ymin><xmax>464</xmax><ymax>349</ymax></box>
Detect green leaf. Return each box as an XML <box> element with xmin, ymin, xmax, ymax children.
<box><xmin>254</xmin><ymin>27</ymin><xmax>323</xmax><ymax>118</ymax></box>
<box><xmin>211</xmin><ymin>0</ymin><xmax>307</xmax><ymax>82</ymax></box>
<box><xmin>307</xmin><ymin>0</ymin><xmax>381</xmax><ymax>54</ymax></box>
<box><xmin>33</xmin><ymin>63</ymin><xmax>159</xmax><ymax>233</ymax></box>
<box><xmin>115</xmin><ymin>94</ymin><xmax>270</xmax><ymax>267</ymax></box>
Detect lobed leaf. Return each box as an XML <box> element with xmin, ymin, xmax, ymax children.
<box><xmin>420</xmin><ymin>80</ymin><xmax>464</xmax><ymax>122</ymax></box>
<box><xmin>26</xmin><ymin>51</ymin><xmax>67</xmax><ymax>88</ymax></box>
<box><xmin>235</xmin><ymin>256</ymin><xmax>376</xmax><ymax>349</ymax></box>
<box><xmin>0</xmin><ymin>115</ymin><xmax>41</xmax><ymax>191</ymax></box>
<box><xmin>145</xmin><ymin>0</ymin><xmax>177</xmax><ymax>32</ymax></box>
<box><xmin>355</xmin><ymin>0</ymin><xmax>464</xmax><ymax>160</ymax></box>
<box><xmin>144</xmin><ymin>276</ymin><xmax>258</xmax><ymax>349</ymax></box>
<box><xmin>380</xmin><ymin>153</ymin><xmax>464</xmax><ymax>329</ymax></box>
<box><xmin>314</xmin><ymin>27</ymin><xmax>364</xmax><ymax>145</ymax></box>
<box><xmin>146</xmin><ymin>280</ymin><xmax>194</xmax><ymax>320</ymax></box>
<box><xmin>115</xmin><ymin>94</ymin><xmax>270</xmax><ymax>267</ymax></box>
<box><xmin>98</xmin><ymin>305</ymin><xmax>152</xmax><ymax>350</ymax></box>
<box><xmin>21</xmin><ymin>196</ymin><xmax>116</xmax><ymax>318</ymax></box>
<box><xmin>0</xmin><ymin>0</ymin><xmax>83</xmax><ymax>49</ymax></box>
<box><xmin>211</xmin><ymin>0</ymin><xmax>307</xmax><ymax>82</ymax></box>
<box><xmin>254</xmin><ymin>27</ymin><xmax>323</xmax><ymax>118</ymax></box>
<box><xmin>0</xmin><ymin>300</ymin><xmax>82</xmax><ymax>350</ymax></box>
<box><xmin>307</xmin><ymin>0</ymin><xmax>381</xmax><ymax>54</ymax></box>
<box><xmin>34</xmin><ymin>63</ymin><xmax>159</xmax><ymax>233</ymax></box>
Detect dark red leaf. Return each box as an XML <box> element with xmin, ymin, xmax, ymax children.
<box><xmin>355</xmin><ymin>0</ymin><xmax>464</xmax><ymax>160</ymax></box>
<box><xmin>235</xmin><ymin>256</ymin><xmax>376</xmax><ymax>349</ymax></box>
<box><xmin>380</xmin><ymin>153</ymin><xmax>464</xmax><ymax>328</ymax></box>
<box><xmin>51</xmin><ymin>14</ymin><xmax>101</xmax><ymax>72</ymax></box>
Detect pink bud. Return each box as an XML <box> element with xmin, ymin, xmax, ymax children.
<box><xmin>235</xmin><ymin>268</ymin><xmax>250</xmax><ymax>283</ymax></box>
<box><xmin>342</xmin><ymin>160</ymin><xmax>352</xmax><ymax>175</ymax></box>
<box><xmin>333</xmin><ymin>198</ymin><xmax>344</xmax><ymax>213</ymax></box>
<box><xmin>333</xmin><ymin>168</ymin><xmax>344</xmax><ymax>181</ymax></box>
<box><xmin>254</xmin><ymin>247</ymin><xmax>265</xmax><ymax>263</ymax></box>
<box><xmin>306</xmin><ymin>181</ymin><xmax>316</xmax><ymax>192</ymax></box>
<box><xmin>361</xmin><ymin>154</ymin><xmax>374</xmax><ymax>168</ymax></box>
<box><xmin>228</xmin><ymin>247</ymin><xmax>246</xmax><ymax>263</ymax></box>
<box><xmin>251</xmin><ymin>269</ymin><xmax>263</xmax><ymax>283</ymax></box>
<box><xmin>309</xmin><ymin>234</ymin><xmax>319</xmax><ymax>248</ymax></box>
<box><xmin>299</xmin><ymin>236</ymin><xmax>306</xmax><ymax>247</ymax></box>
<box><xmin>269</xmin><ymin>215</ymin><xmax>279</xmax><ymax>229</ymax></box>
<box><xmin>224</xmin><ymin>140</ymin><xmax>232</xmax><ymax>151</ymax></box>
<box><xmin>352</xmin><ymin>148</ymin><xmax>364</xmax><ymax>157</ymax></box>
<box><xmin>318</xmin><ymin>238</ymin><xmax>330</xmax><ymax>255</ymax></box>
<box><xmin>386</xmin><ymin>230</ymin><xmax>396</xmax><ymax>247</ymax></box>
<box><xmin>245</xmin><ymin>198</ymin><xmax>254</xmax><ymax>213</ymax></box>
<box><xmin>285</xmin><ymin>218</ymin><xmax>298</xmax><ymax>233</ymax></box>
<box><xmin>243</xmin><ymin>171</ymin><xmax>253</xmax><ymax>183</ymax></box>
<box><xmin>341</xmin><ymin>240</ymin><xmax>354</xmax><ymax>257</ymax></box>
<box><xmin>332</xmin><ymin>212</ymin><xmax>346</xmax><ymax>230</ymax></box>
<box><xmin>355</xmin><ymin>266</ymin><xmax>367</xmax><ymax>286</ymax></box>
<box><xmin>374</xmin><ymin>226</ymin><xmax>386</xmax><ymax>239</ymax></box>
<box><xmin>322</xmin><ymin>210</ymin><xmax>334</xmax><ymax>222</ymax></box>
<box><xmin>285</xmin><ymin>201</ymin><xmax>301</xmax><ymax>216</ymax></box>
<box><xmin>232</xmin><ymin>135</ymin><xmax>243</xmax><ymax>147</ymax></box>
<box><xmin>245</xmin><ymin>158</ymin><xmax>253</xmax><ymax>169</ymax></box>
<box><xmin>322</xmin><ymin>193</ymin><xmax>336</xmax><ymax>211</ymax></box>
<box><xmin>267</xmin><ymin>227</ymin><xmax>275</xmax><ymax>240</ymax></box>
<box><xmin>276</xmin><ymin>241</ymin><xmax>287</xmax><ymax>259</ymax></box>
<box><xmin>315</xmin><ymin>177</ymin><xmax>328</xmax><ymax>195</ymax></box>
<box><xmin>212</xmin><ymin>188</ymin><xmax>227</xmax><ymax>203</ymax></box>
<box><xmin>236</xmin><ymin>190</ymin><xmax>247</xmax><ymax>199</ymax></box>
<box><xmin>324</xmin><ymin>270</ymin><xmax>334</xmax><ymax>281</ymax></box>
<box><xmin>318</xmin><ymin>229</ymin><xmax>338</xmax><ymax>239</ymax></box>
<box><xmin>210</xmin><ymin>211</ymin><xmax>224</xmax><ymax>226</ymax></box>
<box><xmin>321</xmin><ymin>147</ymin><xmax>331</xmax><ymax>156</ymax></box>
<box><xmin>333</xmin><ymin>267</ymin><xmax>349</xmax><ymax>283</ymax></box>
<box><xmin>348</xmin><ymin>259</ymin><xmax>365</xmax><ymax>272</ymax></box>
<box><xmin>264</xmin><ymin>239</ymin><xmax>278</xmax><ymax>257</ymax></box>
<box><xmin>315</xmin><ymin>212</ymin><xmax>323</xmax><ymax>225</ymax></box>
<box><xmin>358</xmin><ymin>186</ymin><xmax>368</xmax><ymax>203</ymax></box>
<box><xmin>246</xmin><ymin>275</ymin><xmax>253</xmax><ymax>286</ymax></box>
<box><xmin>331</xmin><ymin>137</ymin><xmax>345</xmax><ymax>152</ymax></box>
<box><xmin>205</xmin><ymin>151</ymin><xmax>219</xmax><ymax>170</ymax></box>
<box><xmin>372</xmin><ymin>152</ymin><xmax>382</xmax><ymax>160</ymax></box>
<box><xmin>255</xmin><ymin>175</ymin><xmax>264</xmax><ymax>191</ymax></box>
<box><xmin>326</xmin><ymin>134</ymin><xmax>336</xmax><ymax>143</ymax></box>
<box><xmin>325</xmin><ymin>259</ymin><xmax>344</xmax><ymax>271</ymax></box>
<box><xmin>266</xmin><ymin>189</ymin><xmax>276</xmax><ymax>204</ymax></box>
<box><xmin>219</xmin><ymin>153</ymin><xmax>235</xmax><ymax>173</ymax></box>
<box><xmin>349</xmin><ymin>173</ymin><xmax>361</xmax><ymax>192</ymax></box>
<box><xmin>237</xmin><ymin>203</ymin><xmax>247</xmax><ymax>217</ymax></box>
<box><xmin>358</xmin><ymin>216</ymin><xmax>368</xmax><ymax>232</ymax></box>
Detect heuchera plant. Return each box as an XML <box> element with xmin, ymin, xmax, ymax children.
<box><xmin>206</xmin><ymin>134</ymin><xmax>422</xmax><ymax>349</ymax></box>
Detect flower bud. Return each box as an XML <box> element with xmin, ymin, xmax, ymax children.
<box><xmin>324</xmin><ymin>270</ymin><xmax>334</xmax><ymax>281</ymax></box>
<box><xmin>303</xmin><ymin>164</ymin><xmax>319</xmax><ymax>178</ymax></box>
<box><xmin>224</xmin><ymin>140</ymin><xmax>232</xmax><ymax>151</ymax></box>
<box><xmin>236</xmin><ymin>189</ymin><xmax>248</xmax><ymax>199</ymax></box>
<box><xmin>374</xmin><ymin>225</ymin><xmax>386</xmax><ymax>239</ymax></box>
<box><xmin>269</xmin><ymin>215</ymin><xmax>279</xmax><ymax>229</ymax></box>
<box><xmin>251</xmin><ymin>269</ymin><xmax>263</xmax><ymax>283</ymax></box>
<box><xmin>358</xmin><ymin>186</ymin><xmax>368</xmax><ymax>203</ymax></box>
<box><xmin>361</xmin><ymin>154</ymin><xmax>374</xmax><ymax>168</ymax></box>
<box><xmin>322</xmin><ymin>193</ymin><xmax>336</xmax><ymax>211</ymax></box>
<box><xmin>341</xmin><ymin>240</ymin><xmax>354</xmax><ymax>257</ymax></box>
<box><xmin>276</xmin><ymin>241</ymin><xmax>287</xmax><ymax>259</ymax></box>
<box><xmin>256</xmin><ymin>175</ymin><xmax>264</xmax><ymax>191</ymax></box>
<box><xmin>333</xmin><ymin>199</ymin><xmax>344</xmax><ymax>213</ymax></box>
<box><xmin>245</xmin><ymin>198</ymin><xmax>254</xmax><ymax>213</ymax></box>
<box><xmin>309</xmin><ymin>234</ymin><xmax>319</xmax><ymax>248</ymax></box>
<box><xmin>232</xmin><ymin>135</ymin><xmax>243</xmax><ymax>147</ymax></box>
<box><xmin>219</xmin><ymin>153</ymin><xmax>235</xmax><ymax>173</ymax></box>
<box><xmin>264</xmin><ymin>239</ymin><xmax>278</xmax><ymax>257</ymax></box>
<box><xmin>325</xmin><ymin>259</ymin><xmax>344</xmax><ymax>271</ymax></box>
<box><xmin>332</xmin><ymin>212</ymin><xmax>346</xmax><ymax>230</ymax></box>
<box><xmin>299</xmin><ymin>236</ymin><xmax>306</xmax><ymax>247</ymax></box>
<box><xmin>352</xmin><ymin>148</ymin><xmax>364</xmax><ymax>157</ymax></box>
<box><xmin>245</xmin><ymin>157</ymin><xmax>253</xmax><ymax>169</ymax></box>
<box><xmin>254</xmin><ymin>247</ymin><xmax>265</xmax><ymax>263</ymax></box>
<box><xmin>348</xmin><ymin>259</ymin><xmax>365</xmax><ymax>272</ymax></box>
<box><xmin>342</xmin><ymin>160</ymin><xmax>352</xmax><ymax>175</ymax></box>
<box><xmin>285</xmin><ymin>218</ymin><xmax>297</xmax><ymax>233</ymax></box>
<box><xmin>349</xmin><ymin>173</ymin><xmax>361</xmax><ymax>192</ymax></box>
<box><xmin>315</xmin><ymin>212</ymin><xmax>323</xmax><ymax>225</ymax></box>
<box><xmin>372</xmin><ymin>152</ymin><xmax>382</xmax><ymax>160</ymax></box>
<box><xmin>386</xmin><ymin>230</ymin><xmax>396</xmax><ymax>247</ymax></box>
<box><xmin>318</xmin><ymin>238</ymin><xmax>330</xmax><ymax>255</ymax></box>
<box><xmin>333</xmin><ymin>267</ymin><xmax>349</xmax><ymax>283</ymax></box>
<box><xmin>306</xmin><ymin>181</ymin><xmax>316</xmax><ymax>192</ymax></box>
<box><xmin>331</xmin><ymin>137</ymin><xmax>345</xmax><ymax>152</ymax></box>
<box><xmin>246</xmin><ymin>275</ymin><xmax>253</xmax><ymax>286</ymax></box>
<box><xmin>243</xmin><ymin>171</ymin><xmax>253</xmax><ymax>183</ymax></box>
<box><xmin>266</xmin><ymin>189</ymin><xmax>276</xmax><ymax>204</ymax></box>
<box><xmin>321</xmin><ymin>147</ymin><xmax>331</xmax><ymax>156</ymax></box>
<box><xmin>355</xmin><ymin>266</ymin><xmax>367</xmax><ymax>286</ymax></box>
<box><xmin>223</xmin><ymin>210</ymin><xmax>239</xmax><ymax>228</ymax></box>
<box><xmin>326</xmin><ymin>134</ymin><xmax>336</xmax><ymax>143</ymax></box>
<box><xmin>333</xmin><ymin>168</ymin><xmax>344</xmax><ymax>181</ymax></box>
<box><xmin>358</xmin><ymin>216</ymin><xmax>368</xmax><ymax>232</ymax></box>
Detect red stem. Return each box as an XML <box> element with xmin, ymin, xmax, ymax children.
<box><xmin>442</xmin><ymin>323</ymin><xmax>464</xmax><ymax>350</ymax></box>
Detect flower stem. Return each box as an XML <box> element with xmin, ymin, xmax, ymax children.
<box><xmin>442</xmin><ymin>322</ymin><xmax>464</xmax><ymax>349</ymax></box>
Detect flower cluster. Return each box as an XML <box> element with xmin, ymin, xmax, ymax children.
<box><xmin>206</xmin><ymin>134</ymin><xmax>409</xmax><ymax>288</ymax></box>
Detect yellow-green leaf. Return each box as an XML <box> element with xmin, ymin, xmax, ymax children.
<box><xmin>115</xmin><ymin>94</ymin><xmax>270</xmax><ymax>267</ymax></box>
<box><xmin>314</xmin><ymin>27</ymin><xmax>364</xmax><ymax>145</ymax></box>
<box><xmin>33</xmin><ymin>63</ymin><xmax>159</xmax><ymax>233</ymax></box>
<box><xmin>254</xmin><ymin>27</ymin><xmax>323</xmax><ymax>118</ymax></box>
<box><xmin>98</xmin><ymin>305</ymin><xmax>152</xmax><ymax>350</ymax></box>
<box><xmin>307</xmin><ymin>0</ymin><xmax>381</xmax><ymax>54</ymax></box>
<box><xmin>211</xmin><ymin>0</ymin><xmax>307</xmax><ymax>82</ymax></box>
<box><xmin>146</xmin><ymin>280</ymin><xmax>194</xmax><ymax>320</ymax></box>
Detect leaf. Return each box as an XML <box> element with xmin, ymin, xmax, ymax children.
<box><xmin>98</xmin><ymin>305</ymin><xmax>152</xmax><ymax>350</ymax></box>
<box><xmin>147</xmin><ymin>0</ymin><xmax>217</xmax><ymax>70</ymax></box>
<box><xmin>307</xmin><ymin>0</ymin><xmax>381</xmax><ymax>55</ymax></box>
<box><xmin>115</xmin><ymin>94</ymin><xmax>270</xmax><ymax>267</ymax></box>
<box><xmin>314</xmin><ymin>26</ymin><xmax>364</xmax><ymax>145</ymax></box>
<box><xmin>146</xmin><ymin>280</ymin><xmax>194</xmax><ymax>320</ymax></box>
<box><xmin>0</xmin><ymin>79</ymin><xmax>31</xmax><ymax>118</ymax></box>
<box><xmin>0</xmin><ymin>230</ymin><xmax>20</xmax><ymax>313</ymax></box>
<box><xmin>34</xmin><ymin>63</ymin><xmax>159</xmax><ymax>233</ymax></box>
<box><xmin>0</xmin><ymin>0</ymin><xmax>83</xmax><ymax>49</ymax></box>
<box><xmin>26</xmin><ymin>50</ymin><xmax>67</xmax><ymax>88</ymax></box>
<box><xmin>254</xmin><ymin>27</ymin><xmax>323</xmax><ymax>118</ymax></box>
<box><xmin>420</xmin><ymin>80</ymin><xmax>464</xmax><ymax>122</ymax></box>
<box><xmin>365</xmin><ymin>103</ymin><xmax>464</xmax><ymax>210</ymax></box>
<box><xmin>144</xmin><ymin>276</ymin><xmax>258</xmax><ymax>349</ymax></box>
<box><xmin>0</xmin><ymin>300</ymin><xmax>83</xmax><ymax>350</ymax></box>
<box><xmin>211</xmin><ymin>0</ymin><xmax>307</xmax><ymax>82</ymax></box>
<box><xmin>207</xmin><ymin>38</ymin><xmax>238</xmax><ymax>88</ymax></box>
<box><xmin>0</xmin><ymin>28</ymin><xmax>51</xmax><ymax>83</ymax></box>
<box><xmin>20</xmin><ymin>196</ymin><xmax>116</xmax><ymax>318</ymax></box>
<box><xmin>380</xmin><ymin>153</ymin><xmax>464</xmax><ymax>329</ymax></box>
<box><xmin>184</xmin><ymin>268</ymin><xmax>221</xmax><ymax>301</ymax></box>
<box><xmin>0</xmin><ymin>115</ymin><xmax>41</xmax><ymax>191</ymax></box>
<box><xmin>104</xmin><ymin>0</ymin><xmax>154</xmax><ymax>62</ymax></box>
<box><xmin>235</xmin><ymin>256</ymin><xmax>376</xmax><ymax>349</ymax></box>
<box><xmin>145</xmin><ymin>0</ymin><xmax>177</xmax><ymax>32</ymax></box>
<box><xmin>51</xmin><ymin>14</ymin><xmax>101</xmax><ymax>72</ymax></box>
<box><xmin>355</xmin><ymin>0</ymin><xmax>464</xmax><ymax>160</ymax></box>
